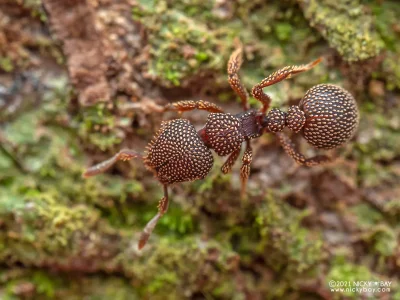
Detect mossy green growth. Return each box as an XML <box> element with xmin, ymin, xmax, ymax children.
<box><xmin>327</xmin><ymin>255</ymin><xmax>379</xmax><ymax>299</ymax></box>
<box><xmin>132</xmin><ymin>0</ymin><xmax>229</xmax><ymax>87</ymax></box>
<box><xmin>368</xmin><ymin>225</ymin><xmax>397</xmax><ymax>258</ymax></box>
<box><xmin>0</xmin><ymin>88</ymin><xmax>245</xmax><ymax>296</ymax></box>
<box><xmin>355</xmin><ymin>103</ymin><xmax>400</xmax><ymax>187</ymax></box>
<box><xmin>131</xmin><ymin>0</ymin><xmax>335</xmax><ymax>124</ymax></box>
<box><xmin>77</xmin><ymin>103</ymin><xmax>122</xmax><ymax>151</ymax></box>
<box><xmin>300</xmin><ymin>0</ymin><xmax>384</xmax><ymax>61</ymax></box>
<box><xmin>350</xmin><ymin>204</ymin><xmax>397</xmax><ymax>259</ymax></box>
<box><xmin>0</xmin><ymin>81</ymin><xmax>143</xmax><ymax>220</ymax></box>
<box><xmin>131</xmin><ymin>237</ymin><xmax>241</xmax><ymax>299</ymax></box>
<box><xmin>0</xmin><ymin>56</ymin><xmax>14</xmax><ymax>72</ymax></box>
<box><xmin>31</xmin><ymin>271</ymin><xmax>60</xmax><ymax>298</ymax></box>
<box><xmin>1</xmin><ymin>268</ymin><xmax>139</xmax><ymax>300</ymax></box>
<box><xmin>133</xmin><ymin>194</ymin><xmax>199</xmax><ymax>241</ymax></box>
<box><xmin>383</xmin><ymin>198</ymin><xmax>400</xmax><ymax>220</ymax></box>
<box><xmin>23</xmin><ymin>0</ymin><xmax>47</xmax><ymax>21</ymax></box>
<box><xmin>0</xmin><ymin>76</ymin><xmax>146</xmax><ymax>266</ymax></box>
<box><xmin>0</xmin><ymin>190</ymin><xmax>130</xmax><ymax>265</ymax></box>
<box><xmin>371</xmin><ymin>0</ymin><xmax>400</xmax><ymax>89</ymax></box>
<box><xmin>241</xmin><ymin>1</ymin><xmax>328</xmax><ymax>104</ymax></box>
<box><xmin>255</xmin><ymin>194</ymin><xmax>324</xmax><ymax>275</ymax></box>
<box><xmin>350</xmin><ymin>203</ymin><xmax>382</xmax><ymax>227</ymax></box>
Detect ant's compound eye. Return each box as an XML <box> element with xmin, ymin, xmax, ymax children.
<box><xmin>205</xmin><ymin>113</ymin><xmax>244</xmax><ymax>156</ymax></box>
<box><xmin>286</xmin><ymin>106</ymin><xmax>305</xmax><ymax>133</ymax></box>
<box><xmin>144</xmin><ymin>119</ymin><xmax>213</xmax><ymax>184</ymax></box>
<box><xmin>266</xmin><ymin>108</ymin><xmax>286</xmax><ymax>132</ymax></box>
<box><xmin>300</xmin><ymin>84</ymin><xmax>359</xmax><ymax>149</ymax></box>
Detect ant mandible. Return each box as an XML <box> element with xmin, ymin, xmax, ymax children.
<box><xmin>83</xmin><ymin>47</ymin><xmax>359</xmax><ymax>249</ymax></box>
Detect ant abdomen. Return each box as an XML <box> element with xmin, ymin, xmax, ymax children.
<box><xmin>144</xmin><ymin>119</ymin><xmax>214</xmax><ymax>185</ymax></box>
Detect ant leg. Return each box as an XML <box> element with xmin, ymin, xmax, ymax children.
<box><xmin>221</xmin><ymin>147</ymin><xmax>241</xmax><ymax>174</ymax></box>
<box><xmin>240</xmin><ymin>141</ymin><xmax>253</xmax><ymax>198</ymax></box>
<box><xmin>252</xmin><ymin>58</ymin><xmax>322</xmax><ymax>114</ymax></box>
<box><xmin>82</xmin><ymin>149</ymin><xmax>141</xmax><ymax>178</ymax></box>
<box><xmin>276</xmin><ymin>132</ymin><xmax>333</xmax><ymax>166</ymax></box>
<box><xmin>138</xmin><ymin>185</ymin><xmax>169</xmax><ymax>250</ymax></box>
<box><xmin>164</xmin><ymin>100</ymin><xmax>223</xmax><ymax>114</ymax></box>
<box><xmin>227</xmin><ymin>47</ymin><xmax>250</xmax><ymax>110</ymax></box>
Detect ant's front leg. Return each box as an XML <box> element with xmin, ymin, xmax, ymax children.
<box><xmin>252</xmin><ymin>58</ymin><xmax>322</xmax><ymax>114</ymax></box>
<box><xmin>82</xmin><ymin>149</ymin><xmax>141</xmax><ymax>177</ymax></box>
<box><xmin>138</xmin><ymin>185</ymin><xmax>169</xmax><ymax>250</ymax></box>
<box><xmin>164</xmin><ymin>100</ymin><xmax>223</xmax><ymax>114</ymax></box>
<box><xmin>228</xmin><ymin>47</ymin><xmax>250</xmax><ymax>111</ymax></box>
<box><xmin>240</xmin><ymin>141</ymin><xmax>253</xmax><ymax>198</ymax></box>
<box><xmin>276</xmin><ymin>132</ymin><xmax>333</xmax><ymax>167</ymax></box>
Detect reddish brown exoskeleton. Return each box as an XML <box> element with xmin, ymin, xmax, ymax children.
<box><xmin>83</xmin><ymin>48</ymin><xmax>359</xmax><ymax>249</ymax></box>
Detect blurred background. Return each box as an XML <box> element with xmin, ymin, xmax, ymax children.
<box><xmin>0</xmin><ymin>0</ymin><xmax>399</xmax><ymax>299</ymax></box>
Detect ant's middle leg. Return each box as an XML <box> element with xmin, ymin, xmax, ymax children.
<box><xmin>240</xmin><ymin>141</ymin><xmax>253</xmax><ymax>199</ymax></box>
<box><xmin>221</xmin><ymin>147</ymin><xmax>241</xmax><ymax>174</ymax></box>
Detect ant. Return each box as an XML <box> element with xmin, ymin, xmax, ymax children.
<box><xmin>83</xmin><ymin>47</ymin><xmax>359</xmax><ymax>249</ymax></box>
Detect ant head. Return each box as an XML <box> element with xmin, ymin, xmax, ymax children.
<box><xmin>300</xmin><ymin>84</ymin><xmax>359</xmax><ymax>149</ymax></box>
<box><xmin>264</xmin><ymin>84</ymin><xmax>359</xmax><ymax>150</ymax></box>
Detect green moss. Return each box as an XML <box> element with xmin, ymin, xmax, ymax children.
<box><xmin>132</xmin><ymin>0</ymin><xmax>326</xmax><ymax>94</ymax></box>
<box><xmin>32</xmin><ymin>271</ymin><xmax>61</xmax><ymax>298</ymax></box>
<box><xmin>383</xmin><ymin>54</ymin><xmax>400</xmax><ymax>90</ymax></box>
<box><xmin>239</xmin><ymin>2</ymin><xmax>328</xmax><ymax>102</ymax></box>
<box><xmin>393</xmin><ymin>289</ymin><xmax>400</xmax><ymax>300</ymax></box>
<box><xmin>383</xmin><ymin>199</ymin><xmax>400</xmax><ymax>219</ymax></box>
<box><xmin>1</xmin><ymin>268</ymin><xmax>139</xmax><ymax>300</ymax></box>
<box><xmin>327</xmin><ymin>256</ymin><xmax>378</xmax><ymax>299</ymax></box>
<box><xmin>131</xmin><ymin>238</ymin><xmax>240</xmax><ymax>299</ymax></box>
<box><xmin>300</xmin><ymin>0</ymin><xmax>384</xmax><ymax>61</ymax></box>
<box><xmin>0</xmin><ymin>56</ymin><xmax>14</xmax><ymax>72</ymax></box>
<box><xmin>350</xmin><ymin>203</ymin><xmax>382</xmax><ymax>227</ymax></box>
<box><xmin>0</xmin><ymin>75</ymin><xmax>145</xmax><ymax>231</ymax></box>
<box><xmin>350</xmin><ymin>204</ymin><xmax>397</xmax><ymax>258</ymax></box>
<box><xmin>368</xmin><ymin>225</ymin><xmax>397</xmax><ymax>258</ymax></box>
<box><xmin>0</xmin><ymin>191</ymin><xmax>120</xmax><ymax>261</ymax></box>
<box><xmin>274</xmin><ymin>22</ymin><xmax>293</xmax><ymax>41</ymax></box>
<box><xmin>23</xmin><ymin>0</ymin><xmax>47</xmax><ymax>21</ymax></box>
<box><xmin>1</xmin><ymin>1</ymin><xmax>399</xmax><ymax>298</ymax></box>
<box><xmin>371</xmin><ymin>1</ymin><xmax>400</xmax><ymax>89</ymax></box>
<box><xmin>77</xmin><ymin>103</ymin><xmax>122</xmax><ymax>151</ymax></box>
<box><xmin>132</xmin><ymin>0</ymin><xmax>227</xmax><ymax>87</ymax></box>
<box><xmin>355</xmin><ymin>103</ymin><xmax>400</xmax><ymax>187</ymax></box>
<box><xmin>256</xmin><ymin>194</ymin><xmax>323</xmax><ymax>274</ymax></box>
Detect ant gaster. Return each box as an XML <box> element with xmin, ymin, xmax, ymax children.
<box><xmin>83</xmin><ymin>48</ymin><xmax>359</xmax><ymax>249</ymax></box>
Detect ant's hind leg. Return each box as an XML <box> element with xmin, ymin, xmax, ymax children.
<box><xmin>82</xmin><ymin>149</ymin><xmax>142</xmax><ymax>178</ymax></box>
<box><xmin>138</xmin><ymin>185</ymin><xmax>169</xmax><ymax>250</ymax></box>
<box><xmin>228</xmin><ymin>47</ymin><xmax>250</xmax><ymax>111</ymax></box>
<box><xmin>240</xmin><ymin>142</ymin><xmax>253</xmax><ymax>199</ymax></box>
<box><xmin>276</xmin><ymin>132</ymin><xmax>333</xmax><ymax>167</ymax></box>
<box><xmin>164</xmin><ymin>100</ymin><xmax>224</xmax><ymax>114</ymax></box>
<box><xmin>252</xmin><ymin>58</ymin><xmax>322</xmax><ymax>114</ymax></box>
